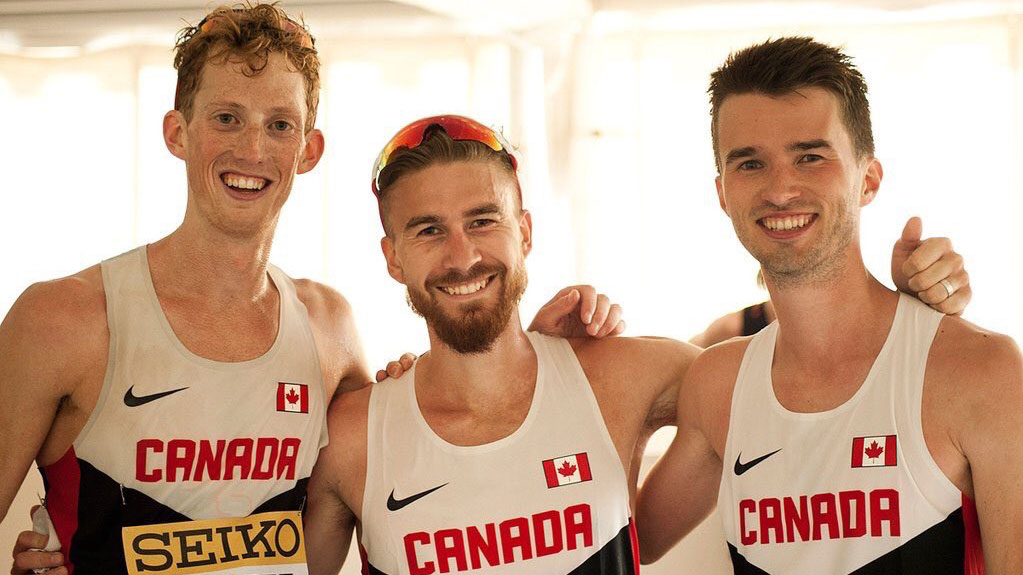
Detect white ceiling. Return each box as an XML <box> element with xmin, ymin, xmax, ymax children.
<box><xmin>0</xmin><ymin>0</ymin><xmax>1020</xmax><ymax>50</ymax></box>
<box><xmin>0</xmin><ymin>0</ymin><xmax>591</xmax><ymax>49</ymax></box>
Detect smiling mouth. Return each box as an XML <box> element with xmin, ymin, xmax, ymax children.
<box><xmin>222</xmin><ymin>172</ymin><xmax>269</xmax><ymax>192</ymax></box>
<box><xmin>760</xmin><ymin>214</ymin><xmax>816</xmax><ymax>231</ymax></box>
<box><xmin>437</xmin><ymin>274</ymin><xmax>496</xmax><ymax>296</ymax></box>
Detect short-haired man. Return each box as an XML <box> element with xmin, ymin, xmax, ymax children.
<box><xmin>0</xmin><ymin>6</ymin><xmax>348</xmax><ymax>574</ymax></box>
<box><xmin>637</xmin><ymin>37</ymin><xmax>1022</xmax><ymax>574</ymax></box>
<box><xmin>301</xmin><ymin>116</ymin><xmax>700</xmax><ymax>574</ymax></box>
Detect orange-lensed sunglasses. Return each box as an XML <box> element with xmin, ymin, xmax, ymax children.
<box><xmin>371</xmin><ymin>115</ymin><xmax>518</xmax><ymax>196</ymax></box>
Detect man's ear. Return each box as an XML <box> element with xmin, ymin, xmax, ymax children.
<box><xmin>519</xmin><ymin>210</ymin><xmax>533</xmax><ymax>257</ymax></box>
<box><xmin>381</xmin><ymin>235</ymin><xmax>405</xmax><ymax>284</ymax></box>
<box><xmin>298</xmin><ymin>128</ymin><xmax>325</xmax><ymax>174</ymax></box>
<box><xmin>716</xmin><ymin>175</ymin><xmax>729</xmax><ymax>214</ymax></box>
<box><xmin>860</xmin><ymin>158</ymin><xmax>883</xmax><ymax>207</ymax></box>
<box><xmin>163</xmin><ymin>110</ymin><xmax>187</xmax><ymax>161</ymax></box>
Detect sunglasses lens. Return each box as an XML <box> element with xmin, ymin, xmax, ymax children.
<box><xmin>372</xmin><ymin>116</ymin><xmax>513</xmax><ymax>194</ymax></box>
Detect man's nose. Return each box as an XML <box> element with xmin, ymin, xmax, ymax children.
<box><xmin>235</xmin><ymin>123</ymin><xmax>266</xmax><ymax>164</ymax></box>
<box><xmin>443</xmin><ymin>229</ymin><xmax>482</xmax><ymax>271</ymax></box>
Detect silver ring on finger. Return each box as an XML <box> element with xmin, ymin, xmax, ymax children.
<box><xmin>940</xmin><ymin>278</ymin><xmax>956</xmax><ymax>298</ymax></box>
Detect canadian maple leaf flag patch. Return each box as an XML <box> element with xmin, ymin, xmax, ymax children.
<box><xmin>276</xmin><ymin>382</ymin><xmax>309</xmax><ymax>414</ymax></box>
<box><xmin>851</xmin><ymin>435</ymin><xmax>897</xmax><ymax>468</ymax></box>
<box><xmin>543</xmin><ymin>453</ymin><xmax>592</xmax><ymax>488</ymax></box>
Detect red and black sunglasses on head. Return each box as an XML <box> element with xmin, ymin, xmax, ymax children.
<box><xmin>371</xmin><ymin>115</ymin><xmax>519</xmax><ymax>197</ymax></box>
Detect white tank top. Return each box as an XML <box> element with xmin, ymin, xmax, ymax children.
<box><xmin>41</xmin><ymin>246</ymin><xmax>328</xmax><ymax>575</ymax></box>
<box><xmin>360</xmin><ymin>331</ymin><xmax>637</xmax><ymax>575</ymax></box>
<box><xmin>717</xmin><ymin>294</ymin><xmax>983</xmax><ymax>574</ymax></box>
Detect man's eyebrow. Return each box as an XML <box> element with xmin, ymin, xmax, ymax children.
<box><xmin>788</xmin><ymin>139</ymin><xmax>833</xmax><ymax>152</ymax></box>
<box><xmin>203</xmin><ymin>101</ymin><xmax>300</xmax><ymax>117</ymax></box>
<box><xmin>404</xmin><ymin>215</ymin><xmax>440</xmax><ymax>231</ymax></box>
<box><xmin>465</xmin><ymin>203</ymin><xmax>502</xmax><ymax>218</ymax></box>
<box><xmin>724</xmin><ymin>147</ymin><xmax>757</xmax><ymax>165</ymax></box>
<box><xmin>204</xmin><ymin>100</ymin><xmax>244</xmax><ymax>111</ymax></box>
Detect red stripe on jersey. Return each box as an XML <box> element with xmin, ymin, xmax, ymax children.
<box><xmin>628</xmin><ymin>518</ymin><xmax>640</xmax><ymax>575</ymax></box>
<box><xmin>962</xmin><ymin>495</ymin><xmax>985</xmax><ymax>574</ymax></box>
<box><xmin>40</xmin><ymin>446</ymin><xmax>81</xmax><ymax>575</ymax></box>
<box><xmin>359</xmin><ymin>541</ymin><xmax>370</xmax><ymax>575</ymax></box>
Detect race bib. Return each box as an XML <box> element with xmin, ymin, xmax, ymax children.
<box><xmin>121</xmin><ymin>511</ymin><xmax>307</xmax><ymax>575</ymax></box>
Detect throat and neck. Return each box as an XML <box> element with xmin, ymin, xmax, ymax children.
<box><xmin>144</xmin><ymin>228</ymin><xmax>280</xmax><ymax>362</ymax></box>
<box><xmin>765</xmin><ymin>260</ymin><xmax>900</xmax><ymax>412</ymax></box>
<box><xmin>150</xmin><ymin>225</ymin><xmax>276</xmax><ymax>305</ymax></box>
<box><xmin>415</xmin><ymin>317</ymin><xmax>538</xmax><ymax>446</ymax></box>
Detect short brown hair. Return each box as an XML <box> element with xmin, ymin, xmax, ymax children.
<box><xmin>709</xmin><ymin>37</ymin><xmax>874</xmax><ymax>172</ymax></box>
<box><xmin>375</xmin><ymin>126</ymin><xmax>520</xmax><ymax>235</ymax></box>
<box><xmin>173</xmin><ymin>2</ymin><xmax>320</xmax><ymax>132</ymax></box>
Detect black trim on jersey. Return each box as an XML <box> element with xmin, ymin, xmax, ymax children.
<box><xmin>47</xmin><ymin>458</ymin><xmax>308</xmax><ymax>575</ymax></box>
<box><xmin>567</xmin><ymin>524</ymin><xmax>637</xmax><ymax>574</ymax></box>
<box><xmin>365</xmin><ymin>523</ymin><xmax>636</xmax><ymax>575</ymax></box>
<box><xmin>728</xmin><ymin>507</ymin><xmax>966</xmax><ymax>574</ymax></box>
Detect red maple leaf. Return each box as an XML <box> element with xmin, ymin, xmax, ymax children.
<box><xmin>286</xmin><ymin>388</ymin><xmax>300</xmax><ymax>404</ymax></box>
<box><xmin>558</xmin><ymin>460</ymin><xmax>577</xmax><ymax>477</ymax></box>
<box><xmin>865</xmin><ymin>440</ymin><xmax>884</xmax><ymax>460</ymax></box>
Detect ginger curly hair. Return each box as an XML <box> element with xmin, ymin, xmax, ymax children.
<box><xmin>173</xmin><ymin>2</ymin><xmax>320</xmax><ymax>132</ymax></box>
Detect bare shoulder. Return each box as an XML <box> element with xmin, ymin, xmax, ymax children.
<box><xmin>293</xmin><ymin>278</ymin><xmax>355</xmax><ymax>326</ymax></box>
<box><xmin>3</xmin><ymin>265</ymin><xmax>107</xmax><ymax>366</ymax></box>
<box><xmin>679</xmin><ymin>337</ymin><xmax>752</xmax><ymax>449</ymax></box>
<box><xmin>326</xmin><ymin>385</ymin><xmax>372</xmax><ymax>447</ymax></box>
<box><xmin>928</xmin><ymin>315</ymin><xmax>1022</xmax><ymax>404</ymax></box>
<box><xmin>566</xmin><ymin>336</ymin><xmax>700</xmax><ymax>436</ymax></box>
<box><xmin>292</xmin><ymin>277</ymin><xmax>371</xmax><ymax>396</ymax></box>
<box><xmin>684</xmin><ymin>337</ymin><xmax>752</xmax><ymax>399</ymax></box>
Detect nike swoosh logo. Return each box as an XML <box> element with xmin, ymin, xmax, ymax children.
<box><xmin>734</xmin><ymin>448</ymin><xmax>782</xmax><ymax>476</ymax></box>
<box><xmin>387</xmin><ymin>483</ymin><xmax>448</xmax><ymax>511</ymax></box>
<box><xmin>123</xmin><ymin>385</ymin><xmax>190</xmax><ymax>407</ymax></box>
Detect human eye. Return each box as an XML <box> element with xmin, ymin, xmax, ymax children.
<box><xmin>468</xmin><ymin>218</ymin><xmax>497</xmax><ymax>229</ymax></box>
<box><xmin>798</xmin><ymin>154</ymin><xmax>824</xmax><ymax>164</ymax></box>
<box><xmin>270</xmin><ymin>119</ymin><xmax>293</xmax><ymax>132</ymax></box>
<box><xmin>417</xmin><ymin>225</ymin><xmax>441</xmax><ymax>237</ymax></box>
<box><xmin>214</xmin><ymin>113</ymin><xmax>236</xmax><ymax>125</ymax></box>
<box><xmin>737</xmin><ymin>159</ymin><xmax>762</xmax><ymax>171</ymax></box>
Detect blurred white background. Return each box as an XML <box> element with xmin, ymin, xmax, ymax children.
<box><xmin>2</xmin><ymin>0</ymin><xmax>1021</xmax><ymax>573</ymax></box>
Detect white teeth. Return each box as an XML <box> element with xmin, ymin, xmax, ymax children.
<box><xmin>223</xmin><ymin>174</ymin><xmax>267</xmax><ymax>191</ymax></box>
<box><xmin>441</xmin><ymin>278</ymin><xmax>489</xmax><ymax>296</ymax></box>
<box><xmin>763</xmin><ymin>214</ymin><xmax>812</xmax><ymax>231</ymax></box>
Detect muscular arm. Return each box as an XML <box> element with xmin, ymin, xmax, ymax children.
<box><xmin>0</xmin><ymin>273</ymin><xmax>105</xmax><ymax>519</ymax></box>
<box><xmin>573</xmin><ymin>336</ymin><xmax>699</xmax><ymax>509</ymax></box>
<box><xmin>304</xmin><ymin>444</ymin><xmax>356</xmax><ymax>575</ymax></box>
<box><xmin>305</xmin><ymin>386</ymin><xmax>372</xmax><ymax>574</ymax></box>
<box><xmin>635</xmin><ymin>341</ymin><xmax>746</xmax><ymax>563</ymax></box>
<box><xmin>932</xmin><ymin>324</ymin><xmax>1023</xmax><ymax>572</ymax></box>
